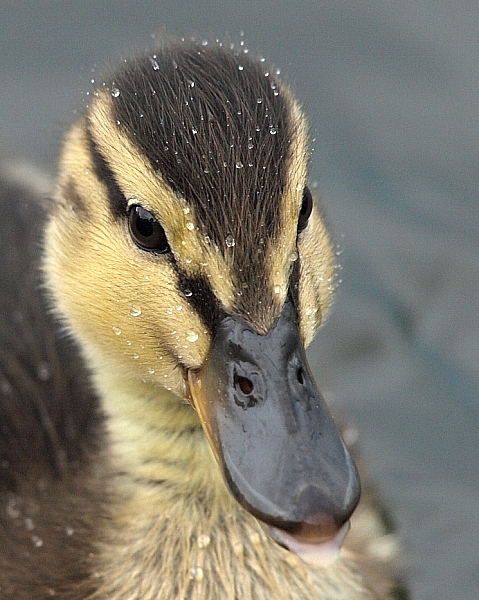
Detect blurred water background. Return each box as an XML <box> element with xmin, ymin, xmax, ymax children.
<box><xmin>1</xmin><ymin>2</ymin><xmax>478</xmax><ymax>598</ymax></box>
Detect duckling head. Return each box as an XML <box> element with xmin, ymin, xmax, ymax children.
<box><xmin>44</xmin><ymin>39</ymin><xmax>360</xmax><ymax>565</ymax></box>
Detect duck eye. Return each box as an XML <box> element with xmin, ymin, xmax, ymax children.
<box><xmin>297</xmin><ymin>186</ymin><xmax>313</xmax><ymax>233</ymax></box>
<box><xmin>128</xmin><ymin>205</ymin><xmax>170</xmax><ymax>253</ymax></box>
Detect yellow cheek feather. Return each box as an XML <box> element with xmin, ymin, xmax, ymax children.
<box><xmin>298</xmin><ymin>203</ymin><xmax>336</xmax><ymax>346</ymax></box>
<box><xmin>44</xmin><ymin>123</ymin><xmax>211</xmax><ymax>396</ymax></box>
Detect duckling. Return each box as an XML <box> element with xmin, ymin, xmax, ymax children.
<box><xmin>0</xmin><ymin>39</ymin><xmax>406</xmax><ymax>599</ymax></box>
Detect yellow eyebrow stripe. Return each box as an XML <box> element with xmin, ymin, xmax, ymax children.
<box><xmin>88</xmin><ymin>93</ymin><xmax>237</xmax><ymax>311</ymax></box>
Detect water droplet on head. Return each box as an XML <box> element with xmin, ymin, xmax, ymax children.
<box><xmin>269</xmin><ymin>127</ymin><xmax>277</xmax><ymax>135</ymax></box>
<box><xmin>111</xmin><ymin>88</ymin><xmax>120</xmax><ymax>97</ymax></box>
<box><xmin>186</xmin><ymin>331</ymin><xmax>199</xmax><ymax>343</ymax></box>
<box><xmin>149</xmin><ymin>57</ymin><xmax>160</xmax><ymax>70</ymax></box>
<box><xmin>225</xmin><ymin>234</ymin><xmax>235</xmax><ymax>248</ymax></box>
<box><xmin>289</xmin><ymin>250</ymin><xmax>299</xmax><ymax>262</ymax></box>
<box><xmin>274</xmin><ymin>285</ymin><xmax>281</xmax><ymax>294</ymax></box>
<box><xmin>184</xmin><ymin>289</ymin><xmax>193</xmax><ymax>297</ymax></box>
<box><xmin>235</xmin><ymin>161</ymin><xmax>243</xmax><ymax>169</ymax></box>
<box><xmin>112</xmin><ymin>326</ymin><xmax>122</xmax><ymax>335</ymax></box>
<box><xmin>129</xmin><ymin>305</ymin><xmax>142</xmax><ymax>317</ymax></box>
<box><xmin>176</xmin><ymin>306</ymin><xmax>183</xmax><ymax>311</ymax></box>
<box><xmin>147</xmin><ymin>367</ymin><xmax>155</xmax><ymax>375</ymax></box>
<box><xmin>186</xmin><ymin>221</ymin><xmax>195</xmax><ymax>231</ymax></box>
<box><xmin>238</xmin><ymin>65</ymin><xmax>244</xmax><ymax>71</ymax></box>
<box><xmin>256</xmin><ymin>98</ymin><xmax>262</xmax><ymax>104</ymax></box>
<box><xmin>132</xmin><ymin>353</ymin><xmax>139</xmax><ymax>360</ymax></box>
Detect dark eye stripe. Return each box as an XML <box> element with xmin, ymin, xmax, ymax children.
<box><xmin>86</xmin><ymin>126</ymin><xmax>127</xmax><ymax>219</ymax></box>
<box><xmin>176</xmin><ymin>270</ymin><xmax>220</xmax><ymax>337</ymax></box>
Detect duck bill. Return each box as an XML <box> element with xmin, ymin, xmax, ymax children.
<box><xmin>187</xmin><ymin>300</ymin><xmax>361</xmax><ymax>557</ymax></box>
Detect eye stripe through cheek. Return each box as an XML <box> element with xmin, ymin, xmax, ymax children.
<box><xmin>176</xmin><ymin>270</ymin><xmax>220</xmax><ymax>337</ymax></box>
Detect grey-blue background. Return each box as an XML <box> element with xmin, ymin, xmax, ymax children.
<box><xmin>1</xmin><ymin>2</ymin><xmax>478</xmax><ymax>598</ymax></box>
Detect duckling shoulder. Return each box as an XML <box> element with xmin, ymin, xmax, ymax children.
<box><xmin>0</xmin><ymin>163</ymin><xmax>108</xmax><ymax>598</ymax></box>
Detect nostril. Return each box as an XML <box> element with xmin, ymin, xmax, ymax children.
<box><xmin>234</xmin><ymin>373</ymin><xmax>254</xmax><ymax>395</ymax></box>
<box><xmin>296</xmin><ymin>367</ymin><xmax>304</xmax><ymax>385</ymax></box>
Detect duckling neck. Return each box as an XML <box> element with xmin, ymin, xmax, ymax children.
<box><xmin>96</xmin><ymin>372</ymin><xmax>214</xmax><ymax>486</ymax></box>
<box><xmin>89</xmin><ymin>372</ymin><xmax>279</xmax><ymax>598</ymax></box>
<box><xmin>87</xmin><ymin>372</ymin><xmax>374</xmax><ymax>600</ymax></box>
